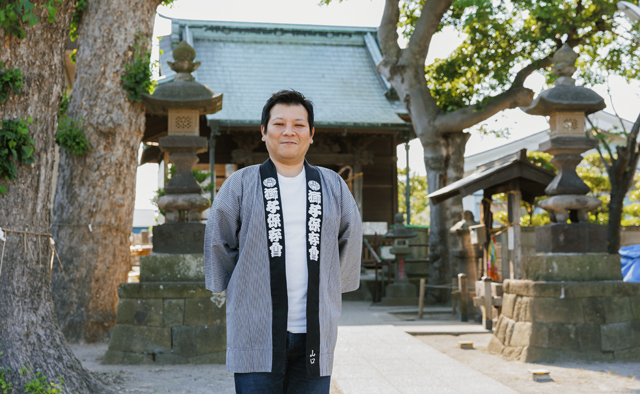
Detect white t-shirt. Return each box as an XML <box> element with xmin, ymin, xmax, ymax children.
<box><xmin>277</xmin><ymin>170</ymin><xmax>308</xmax><ymax>333</ymax></box>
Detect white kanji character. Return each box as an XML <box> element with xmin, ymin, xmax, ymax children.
<box><xmin>270</xmin><ymin>242</ymin><xmax>283</xmax><ymax>257</ymax></box>
<box><xmin>308</xmin><ymin>232</ymin><xmax>320</xmax><ymax>246</ymax></box>
<box><xmin>266</xmin><ymin>200</ymin><xmax>280</xmax><ymax>214</ymax></box>
<box><xmin>308</xmin><ymin>203</ymin><xmax>321</xmax><ymax>218</ymax></box>
<box><xmin>268</xmin><ymin>228</ymin><xmax>282</xmax><ymax>243</ymax></box>
<box><xmin>264</xmin><ymin>187</ymin><xmax>278</xmax><ymax>200</ymax></box>
<box><xmin>308</xmin><ymin>217</ymin><xmax>321</xmax><ymax>232</ymax></box>
<box><xmin>309</xmin><ymin>245</ymin><xmax>319</xmax><ymax>261</ymax></box>
<box><xmin>267</xmin><ymin>213</ymin><xmax>281</xmax><ymax>228</ymax></box>
<box><xmin>308</xmin><ymin>191</ymin><xmax>321</xmax><ymax>204</ymax></box>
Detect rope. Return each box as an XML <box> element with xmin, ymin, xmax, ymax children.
<box><xmin>0</xmin><ymin>227</ymin><xmax>65</xmax><ymax>283</ymax></box>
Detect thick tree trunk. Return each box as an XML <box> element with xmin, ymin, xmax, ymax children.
<box><xmin>0</xmin><ymin>3</ymin><xmax>111</xmax><ymax>392</ymax></box>
<box><xmin>422</xmin><ymin>131</ymin><xmax>467</xmax><ymax>303</ymax></box>
<box><xmin>51</xmin><ymin>0</ymin><xmax>161</xmax><ymax>343</ymax></box>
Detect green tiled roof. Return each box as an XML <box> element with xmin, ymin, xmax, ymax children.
<box><xmin>158</xmin><ymin>18</ymin><xmax>408</xmax><ymax>128</ymax></box>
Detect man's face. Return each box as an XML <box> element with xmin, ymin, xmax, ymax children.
<box><xmin>261</xmin><ymin>103</ymin><xmax>314</xmax><ymax>167</ymax></box>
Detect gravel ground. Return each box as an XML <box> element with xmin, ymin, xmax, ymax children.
<box><xmin>417</xmin><ymin>333</ymin><xmax>640</xmax><ymax>394</ymax></box>
<box><xmin>71</xmin><ymin>344</ymin><xmax>342</xmax><ymax>394</ymax></box>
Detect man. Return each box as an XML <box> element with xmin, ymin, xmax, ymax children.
<box><xmin>204</xmin><ymin>90</ymin><xmax>362</xmax><ymax>394</ymax></box>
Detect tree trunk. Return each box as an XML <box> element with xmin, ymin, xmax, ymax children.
<box><xmin>422</xmin><ymin>131</ymin><xmax>467</xmax><ymax>303</ymax></box>
<box><xmin>608</xmin><ymin>185</ymin><xmax>625</xmax><ymax>254</ymax></box>
<box><xmin>51</xmin><ymin>0</ymin><xmax>161</xmax><ymax>343</ymax></box>
<box><xmin>0</xmin><ymin>2</ymin><xmax>111</xmax><ymax>392</ymax></box>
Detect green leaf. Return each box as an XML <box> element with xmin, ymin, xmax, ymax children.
<box><xmin>21</xmin><ymin>144</ymin><xmax>33</xmax><ymax>158</ymax></box>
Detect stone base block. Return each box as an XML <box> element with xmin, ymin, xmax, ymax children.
<box><xmin>380</xmin><ymin>282</ymin><xmax>418</xmax><ymax>306</ymax></box>
<box><xmin>535</xmin><ymin>223</ymin><xmax>607</xmax><ymax>253</ymax></box>
<box><xmin>490</xmin><ymin>279</ymin><xmax>640</xmax><ymax>362</ymax></box>
<box><xmin>153</xmin><ymin>223</ymin><xmax>206</xmax><ymax>254</ymax></box>
<box><xmin>523</xmin><ymin>253</ymin><xmax>622</xmax><ymax>282</ymax></box>
<box><xmin>140</xmin><ymin>254</ymin><xmax>205</xmax><ymax>282</ymax></box>
<box><xmin>106</xmin><ymin>281</ymin><xmax>226</xmax><ymax>365</ymax></box>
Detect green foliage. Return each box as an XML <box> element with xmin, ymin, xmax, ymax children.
<box><xmin>0</xmin><ymin>363</ymin><xmax>13</xmax><ymax>394</ymax></box>
<box><xmin>69</xmin><ymin>0</ymin><xmax>87</xmax><ymax>41</ymax></box>
<box><xmin>56</xmin><ymin>116</ymin><xmax>90</xmax><ymax>155</ymax></box>
<box><xmin>0</xmin><ymin>0</ymin><xmax>62</xmax><ymax>39</ymax></box>
<box><xmin>0</xmin><ymin>118</ymin><xmax>35</xmax><ymax>195</ymax></box>
<box><xmin>573</xmin><ymin>152</ymin><xmax>640</xmax><ymax>225</ymax></box>
<box><xmin>396</xmin><ymin>0</ymin><xmax>633</xmax><ymax>113</ymax></box>
<box><xmin>20</xmin><ymin>367</ymin><xmax>63</xmax><ymax>394</ymax></box>
<box><xmin>527</xmin><ymin>151</ymin><xmax>556</xmax><ymax>173</ymax></box>
<box><xmin>0</xmin><ymin>62</ymin><xmax>23</xmax><ymax>104</ymax></box>
<box><xmin>122</xmin><ymin>31</ymin><xmax>156</xmax><ymax>102</ymax></box>
<box><xmin>160</xmin><ymin>0</ymin><xmax>175</xmax><ymax>7</ymax></box>
<box><xmin>69</xmin><ymin>49</ymin><xmax>77</xmax><ymax>64</ymax></box>
<box><xmin>398</xmin><ymin>167</ymin><xmax>429</xmax><ymax>225</ymax></box>
<box><xmin>151</xmin><ymin>166</ymin><xmax>214</xmax><ymax>217</ymax></box>
<box><xmin>58</xmin><ymin>91</ymin><xmax>70</xmax><ymax>117</ymax></box>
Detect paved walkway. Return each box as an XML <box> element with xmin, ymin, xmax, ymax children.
<box><xmin>332</xmin><ymin>302</ymin><xmax>518</xmax><ymax>394</ymax></box>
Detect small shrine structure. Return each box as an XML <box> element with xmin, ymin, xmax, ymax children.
<box><xmin>428</xmin><ymin>149</ymin><xmax>555</xmax><ymax>282</ymax></box>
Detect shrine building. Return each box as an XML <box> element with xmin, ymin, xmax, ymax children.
<box><xmin>139</xmin><ymin>17</ymin><xmax>412</xmax><ymax>226</ymax></box>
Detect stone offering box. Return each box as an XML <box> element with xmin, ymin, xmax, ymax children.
<box><xmin>103</xmin><ymin>255</ymin><xmax>226</xmax><ymax>365</ymax></box>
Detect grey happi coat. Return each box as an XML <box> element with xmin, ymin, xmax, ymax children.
<box><xmin>204</xmin><ymin>162</ymin><xmax>362</xmax><ymax>376</ymax></box>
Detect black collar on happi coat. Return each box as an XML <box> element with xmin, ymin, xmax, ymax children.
<box><xmin>259</xmin><ymin>158</ymin><xmax>323</xmax><ymax>378</ymax></box>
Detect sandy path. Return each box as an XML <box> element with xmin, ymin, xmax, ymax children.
<box><xmin>417</xmin><ymin>333</ymin><xmax>640</xmax><ymax>394</ymax></box>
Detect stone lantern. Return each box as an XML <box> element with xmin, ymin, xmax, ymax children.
<box><xmin>380</xmin><ymin>213</ymin><xmax>418</xmax><ymax>306</ymax></box>
<box><xmin>103</xmin><ymin>41</ymin><xmax>226</xmax><ymax>366</ymax></box>
<box><xmin>487</xmin><ymin>45</ymin><xmax>640</xmax><ymax>363</ymax></box>
<box><xmin>142</xmin><ymin>40</ymin><xmax>223</xmax><ymax>254</ymax></box>
<box><xmin>522</xmin><ymin>44</ymin><xmax>606</xmax><ymax>251</ymax></box>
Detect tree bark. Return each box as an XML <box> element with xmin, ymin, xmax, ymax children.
<box><xmin>51</xmin><ymin>0</ymin><xmax>161</xmax><ymax>343</ymax></box>
<box><xmin>0</xmin><ymin>2</ymin><xmax>111</xmax><ymax>392</ymax></box>
<box><xmin>608</xmin><ymin>185</ymin><xmax>625</xmax><ymax>254</ymax></box>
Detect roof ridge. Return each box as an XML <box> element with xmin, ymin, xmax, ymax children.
<box><xmin>164</xmin><ymin>16</ymin><xmax>378</xmax><ymax>33</ymax></box>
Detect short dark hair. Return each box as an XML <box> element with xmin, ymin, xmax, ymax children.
<box><xmin>261</xmin><ymin>89</ymin><xmax>314</xmax><ymax>133</ymax></box>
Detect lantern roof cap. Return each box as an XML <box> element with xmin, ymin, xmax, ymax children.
<box><xmin>521</xmin><ymin>44</ymin><xmax>605</xmax><ymax>116</ymax></box>
<box><xmin>384</xmin><ymin>213</ymin><xmax>417</xmax><ymax>239</ymax></box>
<box><xmin>142</xmin><ymin>40</ymin><xmax>223</xmax><ymax>115</ymax></box>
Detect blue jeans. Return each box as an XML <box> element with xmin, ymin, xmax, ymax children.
<box><xmin>234</xmin><ymin>332</ymin><xmax>331</xmax><ymax>394</ymax></box>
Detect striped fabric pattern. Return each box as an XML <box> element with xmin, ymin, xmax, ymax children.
<box><xmin>204</xmin><ymin>164</ymin><xmax>362</xmax><ymax>376</ymax></box>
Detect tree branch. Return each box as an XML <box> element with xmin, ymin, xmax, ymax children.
<box><xmin>586</xmin><ymin>115</ymin><xmax>612</xmax><ymax>172</ymax></box>
<box><xmin>512</xmin><ymin>55</ymin><xmax>553</xmax><ymax>88</ymax></box>
<box><xmin>378</xmin><ymin>0</ymin><xmax>402</xmax><ymax>63</ymax></box>
<box><xmin>404</xmin><ymin>0</ymin><xmax>454</xmax><ymax>64</ymax></box>
<box><xmin>434</xmin><ymin>87</ymin><xmax>534</xmax><ymax>133</ymax></box>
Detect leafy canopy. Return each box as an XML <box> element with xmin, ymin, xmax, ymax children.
<box><xmin>398</xmin><ymin>0</ymin><xmax>635</xmax><ymax>112</ymax></box>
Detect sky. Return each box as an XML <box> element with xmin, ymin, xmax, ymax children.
<box><xmin>135</xmin><ymin>0</ymin><xmax>640</xmax><ymax>210</ymax></box>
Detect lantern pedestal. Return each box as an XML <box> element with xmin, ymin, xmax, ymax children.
<box><xmin>152</xmin><ymin>223</ymin><xmax>207</xmax><ymax>254</ymax></box>
<box><xmin>103</xmin><ymin>254</ymin><xmax>226</xmax><ymax>365</ymax></box>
